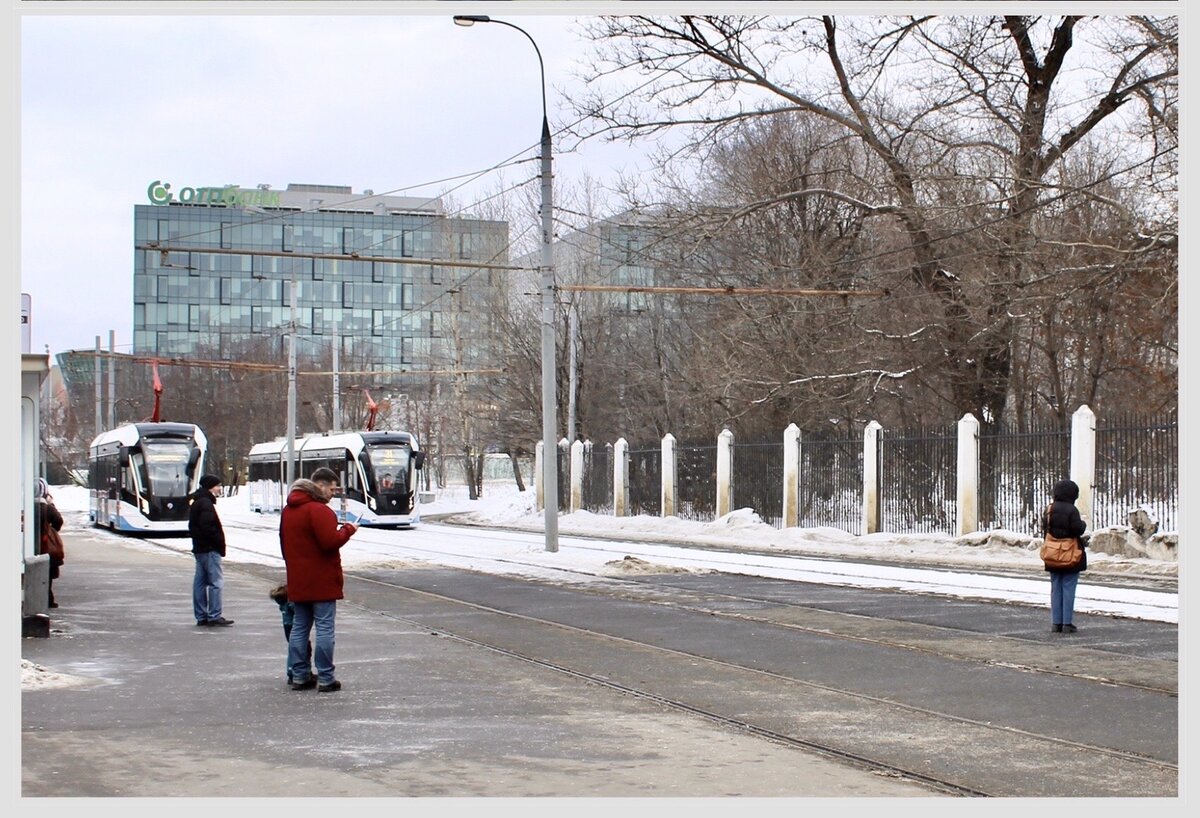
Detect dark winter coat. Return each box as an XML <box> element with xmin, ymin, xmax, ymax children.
<box><xmin>279</xmin><ymin>479</ymin><xmax>356</xmax><ymax>603</ymax></box>
<box><xmin>188</xmin><ymin>489</ymin><xmax>226</xmax><ymax>556</ymax></box>
<box><xmin>1042</xmin><ymin>480</ymin><xmax>1088</xmax><ymax>574</ymax></box>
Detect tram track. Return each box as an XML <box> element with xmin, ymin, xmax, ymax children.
<box><xmin>113</xmin><ymin>513</ymin><xmax>1177</xmax><ymax>698</ymax></box>
<box><xmin>79</xmin><ymin>503</ymin><xmax>1176</xmax><ymax>791</ymax></box>
<box><xmin>331</xmin><ymin>563</ymin><xmax>1179</xmax><ymax>797</ymax></box>
<box><xmin>100</xmin><ymin>517</ymin><xmax>1177</xmax><ymax>797</ymax></box>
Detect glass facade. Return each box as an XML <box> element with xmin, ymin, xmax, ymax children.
<box><xmin>131</xmin><ymin>186</ymin><xmax>507</xmax><ymax>373</ymax></box>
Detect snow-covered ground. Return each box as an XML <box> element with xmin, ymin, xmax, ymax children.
<box><xmin>43</xmin><ymin>482</ymin><xmax>1178</xmax><ymax>624</ymax></box>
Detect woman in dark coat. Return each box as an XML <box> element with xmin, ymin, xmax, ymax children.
<box><xmin>1043</xmin><ymin>479</ymin><xmax>1089</xmax><ymax>633</ymax></box>
<box><xmin>35</xmin><ymin>479</ymin><xmax>65</xmax><ymax>608</ymax></box>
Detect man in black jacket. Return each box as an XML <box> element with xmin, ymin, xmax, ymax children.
<box><xmin>189</xmin><ymin>474</ymin><xmax>233</xmax><ymax>627</ymax></box>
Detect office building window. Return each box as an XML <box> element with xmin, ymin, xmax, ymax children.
<box><xmin>220</xmin><ymin>278</ymin><xmax>232</xmax><ymax>305</ymax></box>
<box><xmin>402</xmin><ymin>282</ymin><xmax>414</xmax><ymax>309</ymax></box>
<box><xmin>372</xmin><ymin>309</ymin><xmax>385</xmax><ymax>337</ymax></box>
<box><xmin>157</xmin><ymin>275</ymin><xmax>169</xmax><ymax>303</ymax></box>
<box><xmin>188</xmin><ymin>304</ymin><xmax>201</xmax><ymax>332</ymax></box>
<box><xmin>221</xmin><ymin>222</ymin><xmax>232</xmax><ymax>249</ymax></box>
<box><xmin>373</xmin><ymin>261</ymin><xmax>384</xmax><ymax>283</ymax></box>
<box><xmin>401</xmin><ymin>337</ymin><xmax>414</xmax><ymax>364</ymax></box>
<box><xmin>312</xmin><ymin>308</ymin><xmax>323</xmax><ymax>334</ymax></box>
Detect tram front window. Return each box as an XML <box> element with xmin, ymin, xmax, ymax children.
<box><xmin>367</xmin><ymin>445</ymin><xmax>410</xmax><ymax>492</ymax></box>
<box><xmin>141</xmin><ymin>441</ymin><xmax>194</xmax><ymax>497</ymax></box>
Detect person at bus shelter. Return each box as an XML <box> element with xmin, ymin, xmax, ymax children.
<box><xmin>189</xmin><ymin>474</ymin><xmax>234</xmax><ymax>627</ymax></box>
<box><xmin>279</xmin><ymin>466</ymin><xmax>357</xmax><ymax>692</ymax></box>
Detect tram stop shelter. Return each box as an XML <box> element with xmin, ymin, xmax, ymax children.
<box><xmin>21</xmin><ymin>352</ymin><xmax>50</xmax><ymax>637</ymax></box>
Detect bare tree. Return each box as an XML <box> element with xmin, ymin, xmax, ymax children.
<box><xmin>570</xmin><ymin>14</ymin><xmax>1177</xmax><ymax>426</ymax></box>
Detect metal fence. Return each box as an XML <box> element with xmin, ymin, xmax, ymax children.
<box><xmin>978</xmin><ymin>422</ymin><xmax>1070</xmax><ymax>535</ymax></box>
<box><xmin>798</xmin><ymin>431</ymin><xmax>863</xmax><ymax>534</ymax></box>
<box><xmin>567</xmin><ymin>411</ymin><xmax>1175</xmax><ymax>536</ymax></box>
<box><xmin>880</xmin><ymin>424</ymin><xmax>957</xmax><ymax>534</ymax></box>
<box><xmin>676</xmin><ymin>444</ymin><xmax>717</xmax><ymax>521</ymax></box>
<box><xmin>732</xmin><ymin>442</ymin><xmax>784</xmax><ymax>527</ymax></box>
<box><xmin>1093</xmin><ymin>413</ymin><xmax>1177</xmax><ymax>533</ymax></box>
<box><xmin>556</xmin><ymin>446</ymin><xmax>570</xmax><ymax>512</ymax></box>
<box><xmin>627</xmin><ymin>446</ymin><xmax>662</xmax><ymax>517</ymax></box>
<box><xmin>581</xmin><ymin>442</ymin><xmax>613</xmax><ymax>514</ymax></box>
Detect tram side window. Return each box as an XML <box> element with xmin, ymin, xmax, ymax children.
<box><xmin>91</xmin><ymin>454</ymin><xmax>120</xmax><ymax>494</ymax></box>
<box><xmin>300</xmin><ymin>450</ymin><xmax>348</xmax><ymax>482</ymax></box>
<box><xmin>248</xmin><ymin>460</ymin><xmax>277</xmax><ymax>483</ymax></box>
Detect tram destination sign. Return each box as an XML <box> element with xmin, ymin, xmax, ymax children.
<box><xmin>147</xmin><ymin>180</ymin><xmax>281</xmax><ymax>208</ymax></box>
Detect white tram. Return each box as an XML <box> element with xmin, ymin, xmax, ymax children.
<box><xmin>247</xmin><ymin>430</ymin><xmax>426</xmax><ymax>527</ymax></box>
<box><xmin>89</xmin><ymin>422</ymin><xmax>207</xmax><ymax>534</ymax></box>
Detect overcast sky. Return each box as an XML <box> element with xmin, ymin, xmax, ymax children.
<box><xmin>11</xmin><ymin>2</ymin><xmax>1190</xmax><ymax>373</ymax></box>
<box><xmin>17</xmin><ymin>6</ymin><xmax>655</xmax><ymax>358</ymax></box>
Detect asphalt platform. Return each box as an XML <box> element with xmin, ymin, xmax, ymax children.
<box><xmin>19</xmin><ymin>532</ymin><xmax>936</xmax><ymax>799</ymax></box>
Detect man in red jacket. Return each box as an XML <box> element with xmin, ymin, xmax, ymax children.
<box><xmin>280</xmin><ymin>467</ymin><xmax>357</xmax><ymax>692</ymax></box>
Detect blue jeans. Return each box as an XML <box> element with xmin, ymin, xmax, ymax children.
<box><xmin>1050</xmin><ymin>571</ymin><xmax>1080</xmax><ymax>626</ymax></box>
<box><xmin>192</xmin><ymin>551</ymin><xmax>224</xmax><ymax>622</ymax></box>
<box><xmin>289</xmin><ymin>600</ymin><xmax>337</xmax><ymax>685</ymax></box>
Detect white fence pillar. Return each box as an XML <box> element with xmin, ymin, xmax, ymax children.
<box><xmin>862</xmin><ymin>420</ymin><xmax>882</xmax><ymax>534</ymax></box>
<box><xmin>716</xmin><ymin>428</ymin><xmax>734</xmax><ymax>518</ymax></box>
<box><xmin>570</xmin><ymin>439</ymin><xmax>585</xmax><ymax>513</ymax></box>
<box><xmin>956</xmin><ymin>413</ymin><xmax>980</xmax><ymax>536</ymax></box>
<box><xmin>661</xmin><ymin>433</ymin><xmax>678</xmax><ymax>518</ymax></box>
<box><xmin>613</xmin><ymin>438</ymin><xmax>629</xmax><ymax>517</ymax></box>
<box><xmin>534</xmin><ymin>440</ymin><xmax>544</xmax><ymax>512</ymax></box>
<box><xmin>782</xmin><ymin>423</ymin><xmax>801</xmax><ymax>528</ymax></box>
<box><xmin>1071</xmin><ymin>405</ymin><xmax>1097</xmax><ymax>528</ymax></box>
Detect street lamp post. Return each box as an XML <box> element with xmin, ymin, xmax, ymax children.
<box><xmin>455</xmin><ymin>14</ymin><xmax>558</xmax><ymax>552</ymax></box>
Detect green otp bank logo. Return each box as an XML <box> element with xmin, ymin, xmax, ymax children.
<box><xmin>147</xmin><ymin>181</ymin><xmax>281</xmax><ymax>208</ymax></box>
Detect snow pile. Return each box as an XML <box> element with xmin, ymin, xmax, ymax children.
<box><xmin>21</xmin><ymin>659</ymin><xmax>93</xmax><ymax>691</ymax></box>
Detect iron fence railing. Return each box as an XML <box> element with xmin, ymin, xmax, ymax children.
<box><xmin>581</xmin><ymin>442</ymin><xmax>613</xmax><ymax>514</ymax></box>
<box><xmin>880</xmin><ymin>424</ymin><xmax>957</xmax><ymax>534</ymax></box>
<box><xmin>979</xmin><ymin>422</ymin><xmax>1070</xmax><ymax>535</ymax></box>
<box><xmin>676</xmin><ymin>444</ymin><xmax>717</xmax><ymax>521</ymax></box>
<box><xmin>561</xmin><ymin>411</ymin><xmax>1176</xmax><ymax>537</ymax></box>
<box><xmin>798</xmin><ymin>432</ymin><xmax>862</xmax><ymax>534</ymax></box>
<box><xmin>556</xmin><ymin>446</ymin><xmax>570</xmax><ymax>512</ymax></box>
<box><xmin>1093</xmin><ymin>413</ymin><xmax>1177</xmax><ymax>533</ymax></box>
<box><xmin>732</xmin><ymin>442</ymin><xmax>784</xmax><ymax>527</ymax></box>
<box><xmin>627</xmin><ymin>446</ymin><xmax>662</xmax><ymax>517</ymax></box>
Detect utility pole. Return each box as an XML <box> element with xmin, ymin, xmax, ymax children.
<box><xmin>94</xmin><ymin>335</ymin><xmax>102</xmax><ymax>438</ymax></box>
<box><xmin>107</xmin><ymin>330</ymin><xmax>116</xmax><ymax>428</ymax></box>
<box><xmin>332</xmin><ymin>320</ymin><xmax>340</xmax><ymax>432</ymax></box>
<box><xmin>567</xmin><ymin>304</ymin><xmax>578</xmax><ymax>442</ymax></box>
<box><xmin>285</xmin><ymin>266</ymin><xmax>298</xmax><ymax>487</ymax></box>
<box><xmin>455</xmin><ymin>14</ymin><xmax>558</xmax><ymax>551</ymax></box>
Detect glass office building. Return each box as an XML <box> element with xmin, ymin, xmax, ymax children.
<box><xmin>132</xmin><ymin>182</ymin><xmax>508</xmax><ymax>371</ymax></box>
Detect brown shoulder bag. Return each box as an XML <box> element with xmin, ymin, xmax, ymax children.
<box><xmin>1039</xmin><ymin>503</ymin><xmax>1081</xmax><ymax>570</ymax></box>
<box><xmin>42</xmin><ymin>527</ymin><xmax>65</xmax><ymax>563</ymax></box>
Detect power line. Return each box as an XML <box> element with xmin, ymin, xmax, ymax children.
<box><xmin>67</xmin><ymin>350</ymin><xmax>500</xmax><ymax>378</ymax></box>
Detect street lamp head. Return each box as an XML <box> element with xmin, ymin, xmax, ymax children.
<box><xmin>453</xmin><ymin>15</ymin><xmax>490</xmax><ymax>27</ymax></box>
